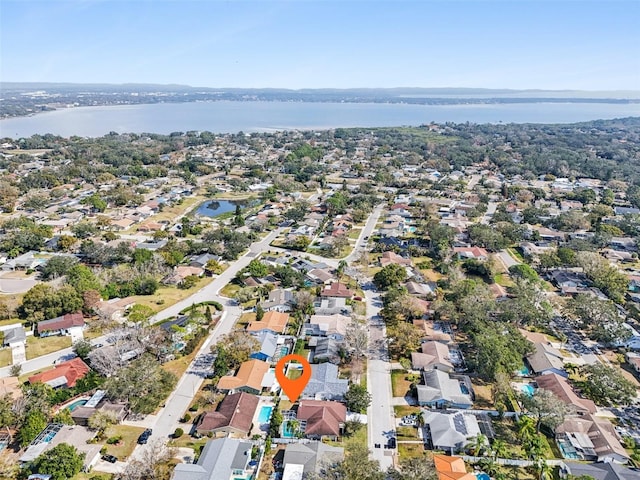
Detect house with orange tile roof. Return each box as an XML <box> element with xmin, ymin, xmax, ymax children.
<box><xmin>28</xmin><ymin>358</ymin><xmax>90</xmax><ymax>389</ymax></box>
<box><xmin>246</xmin><ymin>311</ymin><xmax>289</xmax><ymax>334</ymax></box>
<box><xmin>433</xmin><ymin>455</ymin><xmax>476</xmax><ymax>480</ymax></box>
<box><xmin>296</xmin><ymin>400</ymin><xmax>346</xmax><ymax>440</ymax></box>
<box><xmin>195</xmin><ymin>392</ymin><xmax>259</xmax><ymax>437</ymax></box>
<box><xmin>217</xmin><ymin>359</ymin><xmax>271</xmax><ymax>395</ymax></box>
<box><xmin>320</xmin><ymin>282</ymin><xmax>354</xmax><ymax>299</ymax></box>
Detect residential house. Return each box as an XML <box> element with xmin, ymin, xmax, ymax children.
<box><xmin>313</xmin><ymin>297</ymin><xmax>352</xmax><ymax>316</ymax></box>
<box><xmin>111</xmin><ymin>218</ymin><xmax>136</xmax><ymax>231</ymax></box>
<box><xmin>282</xmin><ymin>441</ymin><xmax>344</xmax><ymax>479</ymax></box>
<box><xmin>416</xmin><ymin>369</ymin><xmax>473</xmax><ymax>409</ymax></box>
<box><xmin>171</xmin><ymin>438</ymin><xmax>254</xmax><ymax>480</ymax></box>
<box><xmin>305</xmin><ymin>314</ymin><xmax>351</xmax><ymax>341</ymax></box>
<box><xmin>296</xmin><ymin>400</ymin><xmax>347</xmax><ymax>440</ymax></box>
<box><xmin>19</xmin><ymin>424</ymin><xmax>101</xmax><ymax>472</ymax></box>
<box><xmin>302</xmin><ymin>363</ymin><xmax>348</xmax><ymax>401</ymax></box>
<box><xmin>28</xmin><ymin>358</ymin><xmax>90</xmax><ymax>389</ymax></box>
<box><xmin>379</xmin><ymin>251</ymin><xmax>412</xmax><ymax>267</ymax></box>
<box><xmin>1</xmin><ymin>251</ymin><xmax>45</xmax><ymax>271</ymax></box>
<box><xmin>626</xmin><ymin>352</ymin><xmax>640</xmax><ymax>374</ymax></box>
<box><xmin>0</xmin><ymin>376</ymin><xmax>22</xmax><ymax>399</ymax></box>
<box><xmin>556</xmin><ymin>414</ymin><xmax>629</xmax><ymax>463</ymax></box>
<box><xmin>550</xmin><ymin>270</ymin><xmax>590</xmax><ymax>295</ymax></box>
<box><xmin>411</xmin><ymin>341</ymin><xmax>454</xmax><ymax>372</ymax></box>
<box><xmin>405</xmin><ymin>281</ymin><xmax>436</xmax><ymax>297</ymax></box>
<box><xmin>217</xmin><ymin>359</ymin><xmax>271</xmax><ymax>395</ymax></box>
<box><xmin>306</xmin><ymin>268</ymin><xmax>335</xmax><ymax>285</ymax></box>
<box><xmin>259</xmin><ymin>289</ymin><xmax>295</xmax><ymax>313</ymax></box>
<box><xmin>95</xmin><ymin>298</ymin><xmax>136</xmax><ymax>323</ymax></box>
<box><xmin>2</xmin><ymin>325</ymin><xmax>26</xmax><ymax>347</ymax></box>
<box><xmin>36</xmin><ymin>312</ymin><xmax>85</xmax><ymax>338</ymax></box>
<box><xmin>535</xmin><ymin>373</ymin><xmax>597</xmax><ymax>414</ymax></box>
<box><xmin>189</xmin><ymin>253</ymin><xmax>221</xmax><ymax>269</ymax></box>
<box><xmin>195</xmin><ymin>392</ymin><xmax>259</xmax><ymax>437</ymax></box>
<box><xmin>433</xmin><ymin>455</ymin><xmax>476</xmax><ymax>480</ymax></box>
<box><xmin>320</xmin><ymin>282</ymin><xmax>354</xmax><ymax>299</ymax></box>
<box><xmin>70</xmin><ymin>390</ymin><xmax>127</xmax><ymax>426</ymax></box>
<box><xmin>162</xmin><ymin>265</ymin><xmax>204</xmax><ymax>286</ymax></box>
<box><xmin>308</xmin><ymin>337</ymin><xmax>343</xmax><ymax>364</ymax></box>
<box><xmin>424</xmin><ymin>411</ymin><xmax>481</xmax><ymax>454</ymax></box>
<box><xmin>246</xmin><ymin>311</ymin><xmax>289</xmax><ymax>334</ymax></box>
<box><xmin>560</xmin><ymin>461</ymin><xmax>640</xmax><ymax>480</ymax></box>
<box><xmin>526</xmin><ymin>342</ymin><xmax>567</xmax><ymax>377</ymax></box>
<box><xmin>250</xmin><ymin>331</ymin><xmax>278</xmax><ymax>363</ymax></box>
<box><xmin>419</xmin><ymin>321</ymin><xmax>455</xmax><ymax>345</ymax></box>
<box><xmin>453</xmin><ymin>247</ymin><xmax>489</xmax><ymax>260</ymax></box>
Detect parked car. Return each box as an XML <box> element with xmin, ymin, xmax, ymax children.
<box><xmin>387</xmin><ymin>437</ymin><xmax>396</xmax><ymax>449</ymax></box>
<box><xmin>137</xmin><ymin>428</ymin><xmax>152</xmax><ymax>444</ymax></box>
<box><xmin>102</xmin><ymin>454</ymin><xmax>117</xmax><ymax>463</ymax></box>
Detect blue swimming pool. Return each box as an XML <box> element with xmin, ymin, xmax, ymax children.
<box><xmin>67</xmin><ymin>399</ymin><xmax>87</xmax><ymax>411</ymax></box>
<box><xmin>258</xmin><ymin>405</ymin><xmax>273</xmax><ymax>424</ymax></box>
<box><xmin>517</xmin><ymin>365</ymin><xmax>531</xmax><ymax>376</ymax></box>
<box><xmin>519</xmin><ymin>384</ymin><xmax>536</xmax><ymax>396</ymax></box>
<box><xmin>281</xmin><ymin>421</ymin><xmax>296</xmax><ymax>438</ymax></box>
<box><xmin>475</xmin><ymin>473</ymin><xmax>490</xmax><ymax>480</ymax></box>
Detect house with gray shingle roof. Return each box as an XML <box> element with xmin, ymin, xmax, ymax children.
<box><xmin>171</xmin><ymin>437</ymin><xmax>253</xmax><ymax>480</ymax></box>
<box><xmin>302</xmin><ymin>363</ymin><xmax>348</xmax><ymax>401</ymax></box>
<box><xmin>416</xmin><ymin>369</ymin><xmax>473</xmax><ymax>409</ymax></box>
<box><xmin>282</xmin><ymin>441</ymin><xmax>344</xmax><ymax>477</ymax></box>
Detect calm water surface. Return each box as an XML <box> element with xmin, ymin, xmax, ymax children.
<box><xmin>1</xmin><ymin>101</ymin><xmax>639</xmax><ymax>138</ymax></box>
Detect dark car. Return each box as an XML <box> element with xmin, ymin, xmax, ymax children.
<box><xmin>387</xmin><ymin>437</ymin><xmax>397</xmax><ymax>449</ymax></box>
<box><xmin>102</xmin><ymin>454</ymin><xmax>117</xmax><ymax>463</ymax></box>
<box><xmin>137</xmin><ymin>428</ymin><xmax>152</xmax><ymax>444</ymax></box>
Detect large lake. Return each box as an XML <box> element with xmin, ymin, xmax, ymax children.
<box><xmin>1</xmin><ymin>101</ymin><xmax>639</xmax><ymax>138</ymax></box>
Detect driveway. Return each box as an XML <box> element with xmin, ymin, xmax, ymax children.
<box><xmin>495</xmin><ymin>249</ymin><xmax>520</xmax><ymax>271</ymax></box>
<box><xmin>0</xmin><ymin>275</ymin><xmax>39</xmax><ymax>293</ymax></box>
<box><xmin>365</xmin><ymin>289</ymin><xmax>396</xmax><ymax>471</ymax></box>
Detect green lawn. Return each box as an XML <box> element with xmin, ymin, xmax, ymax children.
<box><xmin>26</xmin><ymin>335</ymin><xmax>72</xmax><ymax>359</ymax></box>
<box><xmin>391</xmin><ymin>370</ymin><xmax>417</xmax><ymax>397</ymax></box>
<box><xmin>73</xmin><ymin>473</ymin><xmax>113</xmax><ymax>480</ymax></box>
<box><xmin>0</xmin><ymin>318</ymin><xmax>23</xmax><ymax>328</ymax></box>
<box><xmin>393</xmin><ymin>405</ymin><xmax>421</xmax><ymax>418</ymax></box>
<box><xmin>219</xmin><ymin>282</ymin><xmax>241</xmax><ymax>298</ymax></box>
<box><xmin>398</xmin><ymin>442</ymin><xmax>428</xmax><ymax>460</ymax></box>
<box><xmin>397</xmin><ymin>426</ymin><xmax>418</xmax><ymax>440</ymax></box>
<box><xmin>102</xmin><ymin>425</ymin><xmax>146</xmax><ymax>460</ymax></box>
<box><xmin>0</xmin><ymin>348</ymin><xmax>12</xmax><ymax>367</ymax></box>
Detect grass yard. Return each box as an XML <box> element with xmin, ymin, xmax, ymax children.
<box><xmin>102</xmin><ymin>425</ymin><xmax>147</xmax><ymax>460</ymax></box>
<box><xmin>237</xmin><ymin>312</ymin><xmax>256</xmax><ymax>328</ymax></box>
<box><xmin>470</xmin><ymin>380</ymin><xmax>495</xmax><ymax>409</ymax></box>
<box><xmin>26</xmin><ymin>335</ymin><xmax>71</xmax><ymax>359</ymax></box>
<box><xmin>144</xmin><ymin>195</ymin><xmax>205</xmax><ymax>225</ymax></box>
<box><xmin>0</xmin><ymin>317</ymin><xmax>23</xmax><ymax>328</ymax></box>
<box><xmin>398</xmin><ymin>442</ymin><xmax>428</xmax><ymax>460</ymax></box>
<box><xmin>391</xmin><ymin>370</ymin><xmax>417</xmax><ymax>398</ymax></box>
<box><xmin>161</xmin><ymin>336</ymin><xmax>208</xmax><ymax>378</ymax></box>
<box><xmin>0</xmin><ymin>348</ymin><xmax>12</xmax><ymax>367</ymax></box>
<box><xmin>494</xmin><ymin>273</ymin><xmax>514</xmax><ymax>287</ymax></box>
<box><xmin>396</xmin><ymin>426</ymin><xmax>418</xmax><ymax>440</ymax></box>
<box><xmin>169</xmin><ymin>435</ymin><xmax>209</xmax><ymax>451</ymax></box>
<box><xmin>348</xmin><ymin>228</ymin><xmax>362</xmax><ymax>239</ymax></box>
<box><xmin>394</xmin><ymin>405</ymin><xmax>421</xmax><ymax>418</ymax></box>
<box><xmin>219</xmin><ymin>282</ymin><xmax>241</xmax><ymax>298</ymax></box>
<box><xmin>73</xmin><ymin>473</ymin><xmax>113</xmax><ymax>480</ymax></box>
<box><xmin>131</xmin><ymin>277</ymin><xmax>215</xmax><ymax>312</ymax></box>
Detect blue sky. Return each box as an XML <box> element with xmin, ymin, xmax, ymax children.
<box><xmin>1</xmin><ymin>0</ymin><xmax>638</xmax><ymax>90</ymax></box>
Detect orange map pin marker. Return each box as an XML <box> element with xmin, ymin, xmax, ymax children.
<box><xmin>275</xmin><ymin>354</ymin><xmax>311</xmax><ymax>403</ymax></box>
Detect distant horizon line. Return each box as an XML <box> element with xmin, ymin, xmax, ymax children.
<box><xmin>2</xmin><ymin>81</ymin><xmax>640</xmax><ymax>94</ymax></box>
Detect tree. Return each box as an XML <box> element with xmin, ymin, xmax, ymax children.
<box><xmin>344</xmin><ymin>383</ymin><xmax>372</xmax><ymax>413</ymax></box>
<box><xmin>387</xmin><ymin>322</ymin><xmax>421</xmax><ymax>359</ymax></box>
<box><xmin>115</xmin><ymin>439</ymin><xmax>176</xmax><ymax>480</ymax></box>
<box><xmin>18</xmin><ymin>409</ymin><xmax>48</xmax><ymax>447</ymax></box>
<box><xmin>0</xmin><ymin>394</ymin><xmax>16</xmax><ymax>429</ymax></box>
<box><xmin>373</xmin><ymin>264</ymin><xmax>407</xmax><ymax>290</ymax></box>
<box><xmin>233</xmin><ymin>204</ymin><xmax>245</xmax><ymax>227</ymax></box>
<box><xmin>210</xmin><ymin>331</ymin><xmax>260</xmax><ymax>377</ymax></box>
<box><xmin>578</xmin><ymin>363</ymin><xmax>637</xmax><ymax>406</ymax></box>
<box><xmin>500</xmin><ymin>278</ymin><xmax>553</xmax><ymax>328</ymax></box>
<box><xmin>40</xmin><ymin>255</ymin><xmax>79</xmax><ymax>280</ymax></box>
<box><xmin>307</xmin><ymin>442</ymin><xmax>384</xmax><ymax>480</ymax></box>
<box><xmin>508</xmin><ymin>264</ymin><xmax>540</xmax><ymax>282</ymax></box>
<box><xmin>56</xmin><ymin>234</ymin><xmax>77</xmax><ymax>252</ymax></box>
<box><xmin>255</xmin><ymin>304</ymin><xmax>265</xmax><ymax>321</ymax></box>
<box><xmin>104</xmin><ymin>355</ymin><xmax>177</xmax><ymax>414</ymax></box>
<box><xmin>466</xmin><ymin>433</ymin><xmax>489</xmax><ymax>456</ymax></box>
<box><xmin>247</xmin><ymin>259</ymin><xmax>269</xmax><ymax>278</ymax></box>
<box><xmin>87</xmin><ymin>410</ymin><xmax>117</xmax><ymax>433</ymax></box>
<box><xmin>520</xmin><ymin>389</ymin><xmax>570</xmax><ymax>432</ymax></box>
<box><xmin>73</xmin><ymin>339</ymin><xmax>93</xmax><ymax>360</ymax></box>
<box><xmin>564</xmin><ymin>294</ymin><xmax>630</xmax><ymax>345</ymax></box>
<box><xmin>19</xmin><ymin>283</ymin><xmax>83</xmax><ymax>325</ymax></box>
<box><xmin>31</xmin><ymin>443</ymin><xmax>85</xmax><ymax>480</ymax></box>
<box><xmin>387</xmin><ymin>456</ymin><xmax>437</xmax><ymax>480</ymax></box>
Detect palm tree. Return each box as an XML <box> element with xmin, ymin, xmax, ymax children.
<box><xmin>491</xmin><ymin>439</ymin><xmax>509</xmax><ymax>461</ymax></box>
<box><xmin>535</xmin><ymin>460</ymin><xmax>553</xmax><ymax>480</ymax></box>
<box><xmin>517</xmin><ymin>416</ymin><xmax>536</xmax><ymax>444</ymax></box>
<box><xmin>466</xmin><ymin>434</ymin><xmax>488</xmax><ymax>457</ymax></box>
<box><xmin>287</xmin><ymin>419</ymin><xmax>300</xmax><ymax>437</ymax></box>
<box><xmin>337</xmin><ymin>259</ymin><xmax>348</xmax><ymax>280</ymax></box>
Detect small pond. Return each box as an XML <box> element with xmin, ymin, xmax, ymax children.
<box><xmin>195</xmin><ymin>199</ymin><xmax>259</xmax><ymax>218</ymax></box>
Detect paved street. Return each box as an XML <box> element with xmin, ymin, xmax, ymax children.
<box><xmin>496</xmin><ymin>249</ymin><xmax>520</xmax><ymax>270</ymax></box>
<box><xmin>365</xmin><ymin>289</ymin><xmax>396</xmax><ymax>471</ymax></box>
